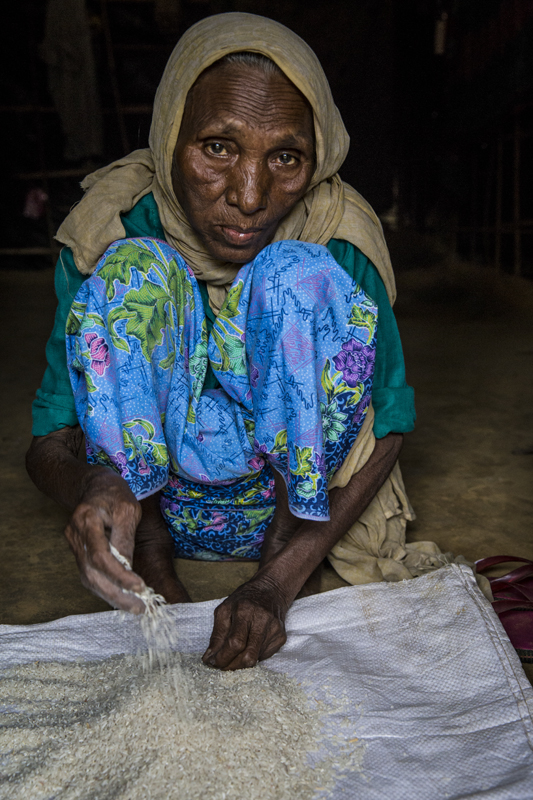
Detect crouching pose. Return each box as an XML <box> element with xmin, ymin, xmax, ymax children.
<box><xmin>27</xmin><ymin>13</ymin><xmax>418</xmax><ymax>670</ymax></box>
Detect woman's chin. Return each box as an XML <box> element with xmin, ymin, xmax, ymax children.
<box><xmin>204</xmin><ymin>235</ymin><xmax>268</xmax><ymax>264</ymax></box>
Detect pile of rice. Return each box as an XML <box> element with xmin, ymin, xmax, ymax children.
<box><xmin>1</xmin><ymin>562</ymin><xmax>363</xmax><ymax>799</ymax></box>
<box><xmin>1</xmin><ymin>652</ymin><xmax>337</xmax><ymax>799</ymax></box>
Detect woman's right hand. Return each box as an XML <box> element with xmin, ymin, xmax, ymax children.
<box><xmin>64</xmin><ymin>469</ymin><xmax>148</xmax><ymax>613</ymax></box>
<box><xmin>27</xmin><ymin>427</ymin><xmax>148</xmax><ymax>613</ymax></box>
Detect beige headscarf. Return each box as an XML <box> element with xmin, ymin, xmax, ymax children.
<box><xmin>56</xmin><ymin>12</ymin><xmax>395</xmax><ymax>314</ymax></box>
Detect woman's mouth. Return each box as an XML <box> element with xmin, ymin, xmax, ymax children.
<box><xmin>219</xmin><ymin>225</ymin><xmax>263</xmax><ymax>246</ymax></box>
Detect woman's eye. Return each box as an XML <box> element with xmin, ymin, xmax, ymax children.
<box><xmin>206</xmin><ymin>142</ymin><xmax>227</xmax><ymax>155</ymax></box>
<box><xmin>277</xmin><ymin>153</ymin><xmax>297</xmax><ymax>165</ymax></box>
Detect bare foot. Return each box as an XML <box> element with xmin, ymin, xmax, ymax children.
<box><xmin>132</xmin><ymin>493</ymin><xmax>192</xmax><ymax>604</ymax></box>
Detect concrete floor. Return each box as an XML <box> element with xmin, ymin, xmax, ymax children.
<box><xmin>1</xmin><ymin>253</ymin><xmax>532</xmax><ymax>684</ymax></box>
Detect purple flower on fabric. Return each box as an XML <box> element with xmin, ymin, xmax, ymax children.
<box><xmin>333</xmin><ymin>339</ymin><xmax>375</xmax><ymax>388</ymax></box>
<box><xmin>203</xmin><ymin>511</ymin><xmax>227</xmax><ymax>533</ymax></box>
<box><xmin>250</xmin><ymin>364</ymin><xmax>260</xmax><ymax>388</ymax></box>
<box><xmin>260</xmin><ymin>478</ymin><xmax>276</xmax><ymax>500</ymax></box>
<box><xmin>315</xmin><ymin>452</ymin><xmax>327</xmax><ymax>477</ymax></box>
<box><xmin>110</xmin><ymin>451</ymin><xmax>129</xmax><ymax>477</ymax></box>
<box><xmin>167</xmin><ymin>474</ymin><xmax>185</xmax><ymax>490</ymax></box>
<box><xmin>138</xmin><ymin>458</ymin><xmax>150</xmax><ymax>475</ymax></box>
<box><xmin>248</xmin><ymin>455</ymin><xmax>265</xmax><ymax>472</ymax></box>
<box><xmin>352</xmin><ymin>394</ymin><xmax>370</xmax><ymax>427</ymax></box>
<box><xmin>253</xmin><ymin>439</ymin><xmax>268</xmax><ymax>455</ymax></box>
<box><xmin>197</xmin><ymin>432</ymin><xmax>205</xmax><ymax>443</ymax></box>
<box><xmin>85</xmin><ymin>332</ymin><xmax>110</xmax><ymax>376</ymax></box>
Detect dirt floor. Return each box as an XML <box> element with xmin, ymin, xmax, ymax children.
<box><xmin>1</xmin><ymin>247</ymin><xmax>532</xmax><ymax>684</ymax></box>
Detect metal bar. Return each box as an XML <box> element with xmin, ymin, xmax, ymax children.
<box><xmin>0</xmin><ymin>247</ymin><xmax>60</xmax><ymax>256</ymax></box>
<box><xmin>498</xmin><ymin>129</ymin><xmax>533</xmax><ymax>142</ymax></box>
<box><xmin>100</xmin><ymin>0</ymin><xmax>130</xmax><ymax>154</ymax></box>
<box><xmin>495</xmin><ymin>136</ymin><xmax>503</xmax><ymax>271</ymax></box>
<box><xmin>470</xmin><ymin>148</ymin><xmax>478</xmax><ymax>260</ymax></box>
<box><xmin>454</xmin><ymin>226</ymin><xmax>533</xmax><ymax>233</ymax></box>
<box><xmin>14</xmin><ymin>169</ymin><xmax>92</xmax><ymax>180</ymax></box>
<box><xmin>0</xmin><ymin>105</ymin><xmax>153</xmax><ymax>115</ymax></box>
<box><xmin>28</xmin><ymin>1</ymin><xmax>56</xmax><ymax>266</ymax></box>
<box><xmin>513</xmin><ymin>109</ymin><xmax>522</xmax><ymax>276</ymax></box>
<box><xmin>113</xmin><ymin>43</ymin><xmax>171</xmax><ymax>51</ymax></box>
<box><xmin>482</xmin><ymin>139</ymin><xmax>495</xmax><ymax>264</ymax></box>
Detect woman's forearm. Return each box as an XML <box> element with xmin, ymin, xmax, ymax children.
<box><xmin>26</xmin><ymin>425</ymin><xmax>102</xmax><ymax>509</ymax></box>
<box><xmin>260</xmin><ymin>432</ymin><xmax>404</xmax><ymax>606</ymax></box>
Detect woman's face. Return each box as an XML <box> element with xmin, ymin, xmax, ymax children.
<box><xmin>172</xmin><ymin>61</ymin><xmax>316</xmax><ymax>263</ymax></box>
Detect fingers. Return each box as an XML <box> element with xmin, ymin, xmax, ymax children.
<box><xmin>65</xmin><ymin>493</ymin><xmax>146</xmax><ymax>613</ymax></box>
<box><xmin>202</xmin><ymin>602</ymin><xmax>233</xmax><ymax>663</ymax></box>
<box><xmin>202</xmin><ymin>598</ymin><xmax>287</xmax><ymax>671</ymax></box>
<box><xmin>80</xmin><ymin>560</ymin><xmax>146</xmax><ymax>614</ymax></box>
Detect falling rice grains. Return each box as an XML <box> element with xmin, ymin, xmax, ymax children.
<box><xmin>0</xmin><ymin>652</ymin><xmax>345</xmax><ymax>800</ymax></box>
<box><xmin>1</xmin><ymin>550</ymin><xmax>363</xmax><ymax>798</ymax></box>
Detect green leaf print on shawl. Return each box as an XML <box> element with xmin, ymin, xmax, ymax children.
<box><xmin>349</xmin><ymin>300</ymin><xmax>377</xmax><ymax>343</ymax></box>
<box><xmin>210</xmin><ymin>280</ymin><xmax>247</xmax><ymax>376</ymax></box>
<box><xmin>122</xmin><ymin>418</ymin><xmax>168</xmax><ymax>472</ymax></box>
<box><xmin>85</xmin><ymin>418</ymin><xmax>167</xmax><ymax>483</ymax></box>
<box><xmin>186</xmin><ymin>320</ymin><xmax>209</xmax><ymax>424</ymax></box>
<box><xmin>101</xmin><ymin>240</ymin><xmax>195</xmax><ymax>367</ymax></box>
<box><xmin>65</xmin><ymin>300</ymin><xmax>88</xmax><ymax>335</ymax></box>
<box><xmin>122</xmin><ymin>280</ymin><xmax>176</xmax><ymax>363</ymax></box>
<box><xmin>220</xmin><ymin>281</ymin><xmax>243</xmax><ymax>319</ymax></box>
<box><xmin>291</xmin><ymin>445</ymin><xmax>321</xmax><ymax>501</ymax></box>
<box><xmin>66</xmin><ymin>301</ymin><xmax>107</xmax><ymax>359</ymax></box>
<box><xmin>321</xmin><ymin>358</ymin><xmax>363</xmax><ymax>406</ymax></box>
<box><xmin>98</xmin><ymin>240</ymin><xmax>170</xmax><ymax>300</ymax></box>
<box><xmin>211</xmin><ymin>328</ymin><xmax>247</xmax><ymax>376</ymax></box>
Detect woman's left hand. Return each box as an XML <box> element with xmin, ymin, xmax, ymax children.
<box><xmin>202</xmin><ymin>575</ymin><xmax>289</xmax><ymax>670</ymax></box>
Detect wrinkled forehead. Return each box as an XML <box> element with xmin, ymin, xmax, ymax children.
<box><xmin>149</xmin><ymin>15</ymin><xmax>349</xmax><ymax>191</ymax></box>
<box><xmin>178</xmin><ymin>58</ymin><xmax>315</xmax><ymax>142</ymax></box>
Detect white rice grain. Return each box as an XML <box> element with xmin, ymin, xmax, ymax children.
<box><xmin>1</xmin><ymin>653</ymin><xmax>338</xmax><ymax>800</ymax></box>
<box><xmin>0</xmin><ymin>550</ymin><xmax>363</xmax><ymax>798</ymax></box>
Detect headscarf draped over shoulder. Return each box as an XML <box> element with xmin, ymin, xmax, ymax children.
<box><xmin>56</xmin><ymin>12</ymin><xmax>396</xmax><ymax>313</ymax></box>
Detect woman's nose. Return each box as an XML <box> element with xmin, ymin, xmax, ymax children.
<box><xmin>226</xmin><ymin>159</ymin><xmax>269</xmax><ymax>215</ymax></box>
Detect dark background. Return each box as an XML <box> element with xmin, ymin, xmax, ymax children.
<box><xmin>1</xmin><ymin>0</ymin><xmax>533</xmax><ymax>276</ymax></box>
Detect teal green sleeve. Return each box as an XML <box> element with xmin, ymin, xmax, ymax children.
<box><xmin>120</xmin><ymin>191</ymin><xmax>166</xmax><ymax>240</ymax></box>
<box><xmin>32</xmin><ymin>248</ymin><xmax>87</xmax><ymax>435</ymax></box>
<box><xmin>327</xmin><ymin>239</ymin><xmax>416</xmax><ymax>438</ymax></box>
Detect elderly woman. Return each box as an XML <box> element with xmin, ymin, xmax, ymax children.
<box><xmin>26</xmin><ymin>13</ymin><xmax>418</xmax><ymax>670</ymax></box>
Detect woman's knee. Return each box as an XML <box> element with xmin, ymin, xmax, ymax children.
<box><xmin>248</xmin><ymin>240</ymin><xmax>351</xmax><ymax>313</ymax></box>
<box><xmin>95</xmin><ymin>237</ymin><xmax>189</xmax><ymax>291</ymax></box>
<box><xmin>253</xmin><ymin>240</ymin><xmax>330</xmax><ymax>275</ymax></box>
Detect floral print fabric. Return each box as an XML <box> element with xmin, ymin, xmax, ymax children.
<box><xmin>66</xmin><ymin>238</ymin><xmax>377</xmax><ymax>560</ymax></box>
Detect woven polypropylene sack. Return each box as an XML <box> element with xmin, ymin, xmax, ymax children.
<box><xmin>1</xmin><ymin>564</ymin><xmax>532</xmax><ymax>799</ymax></box>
